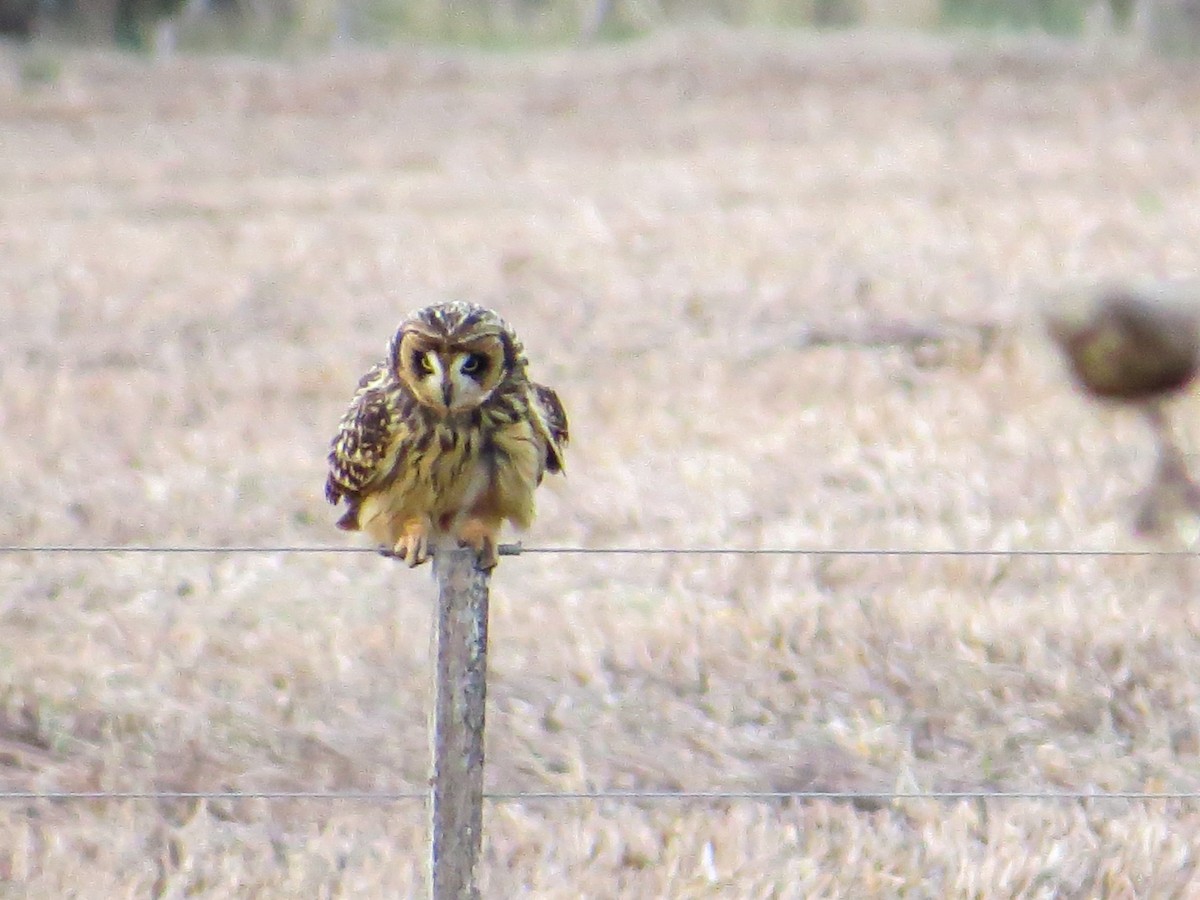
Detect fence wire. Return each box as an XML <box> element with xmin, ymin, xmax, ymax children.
<box><xmin>1</xmin><ymin>545</ymin><xmax>1198</xmax><ymax>557</ymax></box>
<box><xmin>0</xmin><ymin>789</ymin><xmax>1197</xmax><ymax>803</ymax></box>
<box><xmin>5</xmin><ymin>541</ymin><xmax>1198</xmax><ymax>808</ymax></box>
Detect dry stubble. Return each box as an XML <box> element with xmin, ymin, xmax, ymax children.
<box><xmin>3</xmin><ymin>28</ymin><xmax>1200</xmax><ymax>897</ymax></box>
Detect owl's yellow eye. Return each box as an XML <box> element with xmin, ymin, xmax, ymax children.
<box><xmin>414</xmin><ymin>353</ymin><xmax>436</xmax><ymax>375</ymax></box>
<box><xmin>461</xmin><ymin>354</ymin><xmax>486</xmax><ymax>375</ymax></box>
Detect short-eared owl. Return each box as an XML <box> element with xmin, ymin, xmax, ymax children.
<box><xmin>325</xmin><ymin>301</ymin><xmax>568</xmax><ymax>569</ymax></box>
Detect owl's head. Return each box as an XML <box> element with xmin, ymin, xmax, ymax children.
<box><xmin>389</xmin><ymin>301</ymin><xmax>526</xmax><ymax>415</ymax></box>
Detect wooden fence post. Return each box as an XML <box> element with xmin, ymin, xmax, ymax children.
<box><xmin>429</xmin><ymin>541</ymin><xmax>491</xmax><ymax>900</ymax></box>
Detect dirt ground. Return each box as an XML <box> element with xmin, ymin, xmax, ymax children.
<box><xmin>4</xmin><ymin>26</ymin><xmax>1200</xmax><ymax>897</ymax></box>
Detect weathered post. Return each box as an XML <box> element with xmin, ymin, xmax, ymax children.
<box><xmin>429</xmin><ymin>541</ymin><xmax>491</xmax><ymax>900</ymax></box>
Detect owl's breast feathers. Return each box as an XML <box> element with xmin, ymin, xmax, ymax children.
<box><xmin>325</xmin><ymin>366</ymin><xmax>568</xmax><ymax>533</ymax></box>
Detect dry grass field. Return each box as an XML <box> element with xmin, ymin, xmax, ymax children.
<box><xmin>5</xmin><ymin>26</ymin><xmax>1200</xmax><ymax>897</ymax></box>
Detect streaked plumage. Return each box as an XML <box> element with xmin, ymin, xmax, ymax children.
<box><xmin>326</xmin><ymin>301</ymin><xmax>568</xmax><ymax>568</ymax></box>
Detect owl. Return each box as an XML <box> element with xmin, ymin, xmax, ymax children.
<box><xmin>325</xmin><ymin>301</ymin><xmax>568</xmax><ymax>569</ymax></box>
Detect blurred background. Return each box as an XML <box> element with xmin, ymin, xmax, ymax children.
<box><xmin>2</xmin><ymin>0</ymin><xmax>1200</xmax><ymax>55</ymax></box>
<box><xmin>6</xmin><ymin>0</ymin><xmax>1200</xmax><ymax>894</ymax></box>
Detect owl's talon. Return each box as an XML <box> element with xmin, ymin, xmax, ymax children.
<box><xmin>456</xmin><ymin>518</ymin><xmax>500</xmax><ymax>570</ymax></box>
<box><xmin>468</xmin><ymin>537</ymin><xmax>498</xmax><ymax>570</ymax></box>
<box><xmin>387</xmin><ymin>519</ymin><xmax>432</xmax><ymax>568</ymax></box>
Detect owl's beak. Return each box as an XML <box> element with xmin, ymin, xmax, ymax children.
<box><xmin>441</xmin><ymin>381</ymin><xmax>453</xmax><ymax>410</ymax></box>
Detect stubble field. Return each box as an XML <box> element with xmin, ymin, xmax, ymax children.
<box><xmin>4</xmin><ymin>27</ymin><xmax>1200</xmax><ymax>897</ymax></box>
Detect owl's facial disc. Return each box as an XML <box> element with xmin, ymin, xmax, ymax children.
<box><xmin>396</xmin><ymin>330</ymin><xmax>505</xmax><ymax>415</ymax></box>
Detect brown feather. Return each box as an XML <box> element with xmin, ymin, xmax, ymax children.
<box><xmin>532</xmin><ymin>382</ymin><xmax>569</xmax><ymax>475</ymax></box>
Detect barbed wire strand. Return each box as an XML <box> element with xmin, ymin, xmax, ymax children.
<box><xmin>0</xmin><ymin>789</ymin><xmax>1194</xmax><ymax>802</ymax></box>
<box><xmin>0</xmin><ymin>545</ymin><xmax>1197</xmax><ymax>558</ymax></box>
<box><xmin>4</xmin><ymin>543</ymin><xmax>1195</xmax><ymax>808</ymax></box>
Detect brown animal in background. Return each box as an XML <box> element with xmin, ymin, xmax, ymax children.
<box><xmin>1045</xmin><ymin>281</ymin><xmax>1200</xmax><ymax>534</ymax></box>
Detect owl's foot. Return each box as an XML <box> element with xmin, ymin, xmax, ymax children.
<box><xmin>456</xmin><ymin>518</ymin><xmax>500</xmax><ymax>570</ymax></box>
<box><xmin>382</xmin><ymin>518</ymin><xmax>433</xmax><ymax>567</ymax></box>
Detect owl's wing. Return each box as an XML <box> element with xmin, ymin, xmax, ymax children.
<box><xmin>530</xmin><ymin>382</ymin><xmax>568</xmax><ymax>476</ymax></box>
<box><xmin>325</xmin><ymin>362</ymin><xmax>407</xmax><ymax>528</ymax></box>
